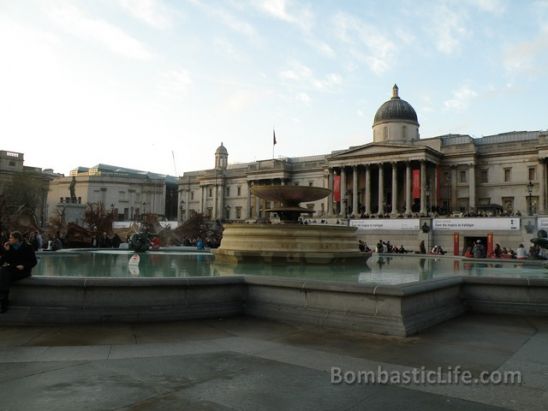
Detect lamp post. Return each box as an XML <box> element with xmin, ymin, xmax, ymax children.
<box><xmin>527</xmin><ymin>181</ymin><xmax>534</xmax><ymax>216</ymax></box>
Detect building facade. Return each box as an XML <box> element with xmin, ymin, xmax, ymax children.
<box><xmin>47</xmin><ymin>164</ymin><xmax>178</xmax><ymax>224</ymax></box>
<box><xmin>179</xmin><ymin>85</ymin><xmax>548</xmax><ymax>224</ymax></box>
<box><xmin>0</xmin><ymin>150</ymin><xmax>58</xmax><ymax>228</ymax></box>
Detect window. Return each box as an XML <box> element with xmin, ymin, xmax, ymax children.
<box><xmin>479</xmin><ymin>169</ymin><xmax>488</xmax><ymax>183</ymax></box>
<box><xmin>237</xmin><ymin>186</ymin><xmax>241</xmax><ymax>196</ymax></box>
<box><xmin>502</xmin><ymin>196</ymin><xmax>514</xmax><ymax>212</ymax></box>
<box><xmin>191</xmin><ymin>191</ymin><xmax>194</xmax><ymax>200</ymax></box>
<box><xmin>225</xmin><ymin>207</ymin><xmax>230</xmax><ymax>220</ymax></box>
<box><xmin>60</xmin><ymin>197</ymin><xmax>64</xmax><ymax>203</ymax></box>
<box><xmin>308</xmin><ymin>181</ymin><xmax>314</xmax><ymax>187</ymax></box>
<box><xmin>236</xmin><ymin>206</ymin><xmax>242</xmax><ymax>219</ymax></box>
<box><xmin>208</xmin><ymin>188</ymin><xmax>213</xmax><ymax>197</ymax></box>
<box><xmin>459</xmin><ymin>170</ymin><xmax>467</xmax><ymax>183</ymax></box>
<box><xmin>226</xmin><ymin>186</ymin><xmax>230</xmax><ymax>197</ymax></box>
<box><xmin>8</xmin><ymin>161</ymin><xmax>15</xmax><ymax>167</ymax></box>
<box><xmin>529</xmin><ymin>167</ymin><xmax>536</xmax><ymax>181</ymax></box>
<box><xmin>504</xmin><ymin>168</ymin><xmax>512</xmax><ymax>182</ymax></box>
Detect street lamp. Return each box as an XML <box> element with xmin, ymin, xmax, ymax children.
<box><xmin>527</xmin><ymin>181</ymin><xmax>534</xmax><ymax>216</ymax></box>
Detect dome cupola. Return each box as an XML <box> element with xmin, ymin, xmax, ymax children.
<box><xmin>215</xmin><ymin>142</ymin><xmax>228</xmax><ymax>169</ymax></box>
<box><xmin>372</xmin><ymin>85</ymin><xmax>420</xmax><ymax>143</ymax></box>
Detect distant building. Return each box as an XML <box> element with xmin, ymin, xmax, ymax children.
<box><xmin>47</xmin><ymin>164</ymin><xmax>178</xmax><ymax>223</ymax></box>
<box><xmin>179</xmin><ymin>85</ymin><xmax>548</xmax><ymax>222</ymax></box>
<box><xmin>0</xmin><ymin>150</ymin><xmax>58</xmax><ymax>227</ymax></box>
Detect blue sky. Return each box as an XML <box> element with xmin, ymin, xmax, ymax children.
<box><xmin>1</xmin><ymin>0</ymin><xmax>547</xmax><ymax>176</ymax></box>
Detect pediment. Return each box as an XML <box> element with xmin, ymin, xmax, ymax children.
<box><xmin>328</xmin><ymin>142</ymin><xmax>427</xmax><ymax>160</ymax></box>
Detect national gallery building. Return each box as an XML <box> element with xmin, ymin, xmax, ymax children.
<box><xmin>179</xmin><ymin>85</ymin><xmax>547</xmax><ymax>251</ymax></box>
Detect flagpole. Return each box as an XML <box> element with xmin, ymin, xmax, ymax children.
<box><xmin>272</xmin><ymin>128</ymin><xmax>276</xmax><ymax>159</ymax></box>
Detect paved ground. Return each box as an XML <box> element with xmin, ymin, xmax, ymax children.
<box><xmin>0</xmin><ymin>314</ymin><xmax>547</xmax><ymax>411</ymax></box>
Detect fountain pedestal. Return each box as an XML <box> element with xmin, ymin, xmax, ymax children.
<box><xmin>214</xmin><ymin>185</ymin><xmax>368</xmax><ymax>264</ymax></box>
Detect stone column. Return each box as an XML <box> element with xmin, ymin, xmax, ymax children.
<box><xmin>185</xmin><ymin>188</ymin><xmax>190</xmax><ymax>222</ymax></box>
<box><xmin>420</xmin><ymin>160</ymin><xmax>427</xmax><ymax>215</ymax></box>
<box><xmin>365</xmin><ymin>165</ymin><xmax>371</xmax><ymax>215</ymax></box>
<box><xmin>406</xmin><ymin>162</ymin><xmax>412</xmax><ymax>215</ymax></box>
<box><xmin>212</xmin><ymin>185</ymin><xmax>218</xmax><ymax>219</ymax></box>
<box><xmin>255</xmin><ymin>193</ymin><xmax>260</xmax><ymax>218</ymax></box>
<box><xmin>340</xmin><ymin>167</ymin><xmax>347</xmax><ymax>217</ymax></box>
<box><xmin>328</xmin><ymin>169</ymin><xmax>334</xmax><ymax>215</ymax></box>
<box><xmin>200</xmin><ymin>186</ymin><xmax>205</xmax><ymax>214</ymax></box>
<box><xmin>391</xmin><ymin>162</ymin><xmax>398</xmax><ymax>216</ymax></box>
<box><xmin>378</xmin><ymin>163</ymin><xmax>384</xmax><ymax>215</ymax></box>
<box><xmin>451</xmin><ymin>166</ymin><xmax>457</xmax><ymax>211</ymax></box>
<box><xmin>246</xmin><ymin>182</ymin><xmax>252</xmax><ymax>219</ymax></box>
<box><xmin>433</xmin><ymin>165</ymin><xmax>439</xmax><ymax>210</ymax></box>
<box><xmin>352</xmin><ymin>166</ymin><xmax>358</xmax><ymax>217</ymax></box>
<box><xmin>219</xmin><ymin>180</ymin><xmax>225</xmax><ymax>220</ymax></box>
<box><xmin>539</xmin><ymin>160</ymin><xmax>546</xmax><ymax>214</ymax></box>
<box><xmin>469</xmin><ymin>163</ymin><xmax>476</xmax><ymax>211</ymax></box>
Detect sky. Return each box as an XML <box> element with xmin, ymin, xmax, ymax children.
<box><xmin>1</xmin><ymin>0</ymin><xmax>548</xmax><ymax>177</ymax></box>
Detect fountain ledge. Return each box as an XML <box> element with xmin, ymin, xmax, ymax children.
<box><xmin>2</xmin><ymin>276</ymin><xmax>548</xmax><ymax>336</ymax></box>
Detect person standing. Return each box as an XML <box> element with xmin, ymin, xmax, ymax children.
<box><xmin>0</xmin><ymin>231</ymin><xmax>37</xmax><ymax>313</ymax></box>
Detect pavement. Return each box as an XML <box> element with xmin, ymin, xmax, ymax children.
<box><xmin>0</xmin><ymin>314</ymin><xmax>547</xmax><ymax>411</ymax></box>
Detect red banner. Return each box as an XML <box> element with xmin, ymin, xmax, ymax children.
<box><xmin>334</xmin><ymin>175</ymin><xmax>341</xmax><ymax>202</ymax></box>
<box><xmin>487</xmin><ymin>233</ymin><xmax>494</xmax><ymax>257</ymax></box>
<box><xmin>453</xmin><ymin>232</ymin><xmax>460</xmax><ymax>256</ymax></box>
<box><xmin>412</xmin><ymin>169</ymin><xmax>420</xmax><ymax>199</ymax></box>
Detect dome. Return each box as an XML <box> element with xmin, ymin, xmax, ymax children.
<box><xmin>373</xmin><ymin>85</ymin><xmax>418</xmax><ymax>126</ymax></box>
<box><xmin>215</xmin><ymin>142</ymin><xmax>228</xmax><ymax>155</ymax></box>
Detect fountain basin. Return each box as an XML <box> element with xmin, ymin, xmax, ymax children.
<box><xmin>213</xmin><ymin>224</ymin><xmax>368</xmax><ymax>264</ymax></box>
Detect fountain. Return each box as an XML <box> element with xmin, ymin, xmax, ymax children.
<box><xmin>213</xmin><ymin>185</ymin><xmax>368</xmax><ymax>264</ymax></box>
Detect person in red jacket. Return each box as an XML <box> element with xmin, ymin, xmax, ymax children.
<box><xmin>0</xmin><ymin>231</ymin><xmax>37</xmax><ymax>313</ymax></box>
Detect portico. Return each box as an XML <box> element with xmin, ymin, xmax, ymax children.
<box><xmin>327</xmin><ymin>145</ymin><xmax>442</xmax><ymax>217</ymax></box>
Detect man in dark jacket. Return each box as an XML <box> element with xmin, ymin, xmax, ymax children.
<box><xmin>0</xmin><ymin>231</ymin><xmax>37</xmax><ymax>313</ymax></box>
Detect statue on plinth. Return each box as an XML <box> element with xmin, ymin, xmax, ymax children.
<box><xmin>69</xmin><ymin>177</ymin><xmax>77</xmax><ymax>203</ymax></box>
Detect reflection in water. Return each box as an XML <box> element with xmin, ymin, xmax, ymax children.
<box><xmin>32</xmin><ymin>251</ymin><xmax>548</xmax><ymax>285</ymax></box>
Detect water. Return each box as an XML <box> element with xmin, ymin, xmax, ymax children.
<box><xmin>32</xmin><ymin>250</ymin><xmax>548</xmax><ymax>285</ymax></box>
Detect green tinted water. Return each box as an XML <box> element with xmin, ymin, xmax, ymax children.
<box><xmin>32</xmin><ymin>250</ymin><xmax>548</xmax><ymax>285</ymax></box>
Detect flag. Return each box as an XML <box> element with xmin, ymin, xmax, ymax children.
<box><xmin>273</xmin><ymin>129</ymin><xmax>277</xmax><ymax>145</ymax></box>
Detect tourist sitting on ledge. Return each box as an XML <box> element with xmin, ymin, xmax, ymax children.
<box><xmin>463</xmin><ymin>247</ymin><xmax>473</xmax><ymax>258</ymax></box>
<box><xmin>430</xmin><ymin>245</ymin><xmax>446</xmax><ymax>255</ymax></box>
<box><xmin>196</xmin><ymin>238</ymin><xmax>205</xmax><ymax>250</ymax></box>
<box><xmin>516</xmin><ymin>244</ymin><xmax>528</xmax><ymax>260</ymax></box>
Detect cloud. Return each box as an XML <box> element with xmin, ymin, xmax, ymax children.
<box><xmin>279</xmin><ymin>61</ymin><xmax>342</xmax><ymax>91</ymax></box>
<box><xmin>469</xmin><ymin>0</ymin><xmax>507</xmax><ymax>15</ymax></box>
<box><xmin>189</xmin><ymin>1</ymin><xmax>257</xmax><ymax>38</ymax></box>
<box><xmin>158</xmin><ymin>69</ymin><xmax>192</xmax><ymax>97</ymax></box>
<box><xmin>213</xmin><ymin>37</ymin><xmax>246</xmax><ymax>61</ymax></box>
<box><xmin>48</xmin><ymin>3</ymin><xmax>152</xmax><ymax>60</ymax></box>
<box><xmin>444</xmin><ymin>85</ymin><xmax>478</xmax><ymax>110</ymax></box>
<box><xmin>332</xmin><ymin>13</ymin><xmax>396</xmax><ymax>74</ymax></box>
<box><xmin>118</xmin><ymin>0</ymin><xmax>173</xmax><ymax>29</ymax></box>
<box><xmin>429</xmin><ymin>4</ymin><xmax>470</xmax><ymax>55</ymax></box>
<box><xmin>305</xmin><ymin>38</ymin><xmax>336</xmax><ymax>58</ymax></box>
<box><xmin>223</xmin><ymin>89</ymin><xmax>261</xmax><ymax>113</ymax></box>
<box><xmin>295</xmin><ymin>92</ymin><xmax>310</xmax><ymax>104</ymax></box>
<box><xmin>257</xmin><ymin>0</ymin><xmax>313</xmax><ymax>32</ymax></box>
<box><xmin>503</xmin><ymin>25</ymin><xmax>548</xmax><ymax>73</ymax></box>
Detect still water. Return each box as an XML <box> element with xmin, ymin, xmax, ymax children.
<box><xmin>32</xmin><ymin>250</ymin><xmax>548</xmax><ymax>285</ymax></box>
